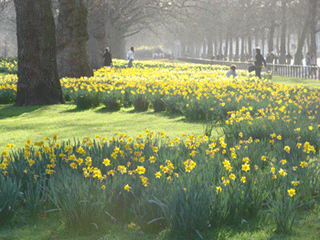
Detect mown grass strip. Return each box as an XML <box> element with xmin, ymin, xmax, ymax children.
<box><xmin>0</xmin><ymin>104</ymin><xmax>210</xmax><ymax>150</ymax></box>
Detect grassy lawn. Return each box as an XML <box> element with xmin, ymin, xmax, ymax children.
<box><xmin>271</xmin><ymin>75</ymin><xmax>320</xmax><ymax>87</ymax></box>
<box><xmin>1</xmin><ymin>68</ymin><xmax>320</xmax><ymax>240</ymax></box>
<box><xmin>1</xmin><ymin>205</ymin><xmax>319</xmax><ymax>240</ymax></box>
<box><xmin>0</xmin><ymin>104</ymin><xmax>210</xmax><ymax>150</ymax></box>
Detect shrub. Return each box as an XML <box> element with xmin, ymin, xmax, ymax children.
<box><xmin>0</xmin><ymin>89</ymin><xmax>16</xmax><ymax>104</ymax></box>
<box><xmin>151</xmin><ymin>98</ymin><xmax>166</xmax><ymax>112</ymax></box>
<box><xmin>102</xmin><ymin>95</ymin><xmax>121</xmax><ymax>111</ymax></box>
<box><xmin>131</xmin><ymin>94</ymin><xmax>149</xmax><ymax>112</ymax></box>
<box><xmin>72</xmin><ymin>91</ymin><xmax>101</xmax><ymax>109</ymax></box>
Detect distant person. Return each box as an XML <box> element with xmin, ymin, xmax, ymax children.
<box><xmin>266</xmin><ymin>52</ymin><xmax>274</xmax><ymax>71</ymax></box>
<box><xmin>226</xmin><ymin>65</ymin><xmax>238</xmax><ymax>78</ymax></box>
<box><xmin>254</xmin><ymin>47</ymin><xmax>267</xmax><ymax>79</ymax></box>
<box><xmin>127</xmin><ymin>46</ymin><xmax>135</xmax><ymax>68</ymax></box>
<box><xmin>286</xmin><ymin>53</ymin><xmax>293</xmax><ymax>65</ymax></box>
<box><xmin>102</xmin><ymin>47</ymin><xmax>112</xmax><ymax>67</ymax></box>
<box><xmin>306</xmin><ymin>52</ymin><xmax>311</xmax><ymax>75</ymax></box>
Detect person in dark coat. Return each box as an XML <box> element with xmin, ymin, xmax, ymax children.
<box><xmin>254</xmin><ymin>47</ymin><xmax>267</xmax><ymax>79</ymax></box>
<box><xmin>102</xmin><ymin>47</ymin><xmax>112</xmax><ymax>67</ymax></box>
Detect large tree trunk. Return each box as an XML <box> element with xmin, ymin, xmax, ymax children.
<box><xmin>14</xmin><ymin>0</ymin><xmax>65</xmax><ymax>106</ymax></box>
<box><xmin>56</xmin><ymin>0</ymin><xmax>93</xmax><ymax>78</ymax></box>
<box><xmin>87</xmin><ymin>3</ymin><xmax>107</xmax><ymax>69</ymax></box>
<box><xmin>106</xmin><ymin>22</ymin><xmax>126</xmax><ymax>59</ymax></box>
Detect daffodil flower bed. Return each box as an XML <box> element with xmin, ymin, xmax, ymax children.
<box><xmin>0</xmin><ymin>57</ymin><xmax>17</xmax><ymax>74</ymax></box>
<box><xmin>1</xmin><ymin>128</ymin><xmax>319</xmax><ymax>236</ymax></box>
<box><xmin>1</xmin><ymin>59</ymin><xmax>320</xmax><ymax>237</ymax></box>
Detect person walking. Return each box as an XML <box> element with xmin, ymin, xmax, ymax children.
<box><xmin>306</xmin><ymin>52</ymin><xmax>311</xmax><ymax>76</ymax></box>
<box><xmin>254</xmin><ymin>47</ymin><xmax>267</xmax><ymax>79</ymax></box>
<box><xmin>102</xmin><ymin>47</ymin><xmax>112</xmax><ymax>67</ymax></box>
<box><xmin>127</xmin><ymin>46</ymin><xmax>134</xmax><ymax>68</ymax></box>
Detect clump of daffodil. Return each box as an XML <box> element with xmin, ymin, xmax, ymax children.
<box><xmin>183</xmin><ymin>159</ymin><xmax>196</xmax><ymax>172</ymax></box>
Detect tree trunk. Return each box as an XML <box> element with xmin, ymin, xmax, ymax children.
<box><xmin>87</xmin><ymin>3</ymin><xmax>107</xmax><ymax>69</ymax></box>
<box><xmin>287</xmin><ymin>31</ymin><xmax>291</xmax><ymax>54</ymax></box>
<box><xmin>56</xmin><ymin>0</ymin><xmax>93</xmax><ymax>78</ymax></box>
<box><xmin>225</xmin><ymin>37</ymin><xmax>229</xmax><ymax>59</ymax></box>
<box><xmin>309</xmin><ymin>0</ymin><xmax>317</xmax><ymax>59</ymax></box>
<box><xmin>279</xmin><ymin>0</ymin><xmax>287</xmax><ymax>64</ymax></box>
<box><xmin>235</xmin><ymin>36</ymin><xmax>239</xmax><ymax>61</ymax></box>
<box><xmin>105</xmin><ymin>20</ymin><xmax>127</xmax><ymax>59</ymax></box>
<box><xmin>240</xmin><ymin>36</ymin><xmax>245</xmax><ymax>61</ymax></box>
<box><xmin>248</xmin><ymin>35</ymin><xmax>252</xmax><ymax>59</ymax></box>
<box><xmin>219</xmin><ymin>31</ymin><xmax>223</xmax><ymax>57</ymax></box>
<box><xmin>262</xmin><ymin>29</ymin><xmax>265</xmax><ymax>55</ymax></box>
<box><xmin>229</xmin><ymin>37</ymin><xmax>233</xmax><ymax>61</ymax></box>
<box><xmin>294</xmin><ymin>6</ymin><xmax>311</xmax><ymax>65</ymax></box>
<box><xmin>203</xmin><ymin>39</ymin><xmax>207</xmax><ymax>58</ymax></box>
<box><xmin>268</xmin><ymin>20</ymin><xmax>275</xmax><ymax>53</ymax></box>
<box><xmin>207</xmin><ymin>35</ymin><xmax>213</xmax><ymax>58</ymax></box>
<box><xmin>14</xmin><ymin>0</ymin><xmax>65</xmax><ymax>106</ymax></box>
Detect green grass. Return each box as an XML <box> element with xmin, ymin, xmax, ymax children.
<box><xmin>271</xmin><ymin>75</ymin><xmax>320</xmax><ymax>87</ymax></box>
<box><xmin>0</xmin><ymin>213</ymin><xmax>163</xmax><ymax>240</ymax></box>
<box><xmin>0</xmin><ymin>103</ymin><xmax>211</xmax><ymax>150</ymax></box>
<box><xmin>0</xmin><ymin>72</ymin><xmax>6</xmax><ymax>77</ymax></box>
<box><xmin>223</xmin><ymin>205</ymin><xmax>320</xmax><ymax>240</ymax></box>
<box><xmin>1</xmin><ymin>205</ymin><xmax>319</xmax><ymax>240</ymax></box>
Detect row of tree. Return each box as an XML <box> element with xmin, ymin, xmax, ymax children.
<box><xmin>170</xmin><ymin>0</ymin><xmax>319</xmax><ymax>65</ymax></box>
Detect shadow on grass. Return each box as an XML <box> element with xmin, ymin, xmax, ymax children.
<box><xmin>61</xmin><ymin>103</ymin><xmax>94</xmax><ymax>113</ymax></box>
<box><xmin>92</xmin><ymin>105</ymin><xmax>135</xmax><ymax>114</ymax></box>
<box><xmin>62</xmin><ymin>107</ymin><xmax>89</xmax><ymax>113</ymax></box>
<box><xmin>0</xmin><ymin>105</ymin><xmax>42</xmax><ymax>120</ymax></box>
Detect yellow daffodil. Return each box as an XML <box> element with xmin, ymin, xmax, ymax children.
<box><xmin>287</xmin><ymin>188</ymin><xmax>296</xmax><ymax>197</ymax></box>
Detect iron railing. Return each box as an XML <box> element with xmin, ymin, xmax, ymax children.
<box><xmin>178</xmin><ymin>57</ymin><xmax>320</xmax><ymax>80</ymax></box>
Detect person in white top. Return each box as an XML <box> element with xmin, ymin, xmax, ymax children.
<box><xmin>127</xmin><ymin>46</ymin><xmax>134</xmax><ymax>68</ymax></box>
<box><xmin>226</xmin><ymin>65</ymin><xmax>238</xmax><ymax>78</ymax></box>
